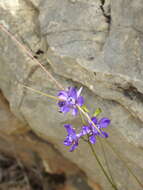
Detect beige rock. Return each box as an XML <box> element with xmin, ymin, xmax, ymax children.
<box><xmin>0</xmin><ymin>0</ymin><xmax>143</xmax><ymax>189</ymax></box>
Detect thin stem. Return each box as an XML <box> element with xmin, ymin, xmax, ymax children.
<box><xmin>99</xmin><ymin>139</ymin><xmax>116</xmax><ymax>185</ymax></box>
<box><xmin>88</xmin><ymin>141</ymin><xmax>119</xmax><ymax>190</ymax></box>
<box><xmin>79</xmin><ymin>109</ymin><xmax>86</xmax><ymax>125</ymax></box>
<box><xmin>81</xmin><ymin>137</ymin><xmax>88</xmax><ymax>143</ymax></box>
<box><xmin>2</xmin><ymin>24</ymin><xmax>138</xmax><ymax>190</ymax></box>
<box><xmin>22</xmin><ymin>84</ymin><xmax>59</xmax><ymax>100</ymax></box>
<box><xmin>0</xmin><ymin>24</ymin><xmax>64</xmax><ymax>90</ymax></box>
<box><xmin>0</xmin><ymin>23</ymin><xmax>104</xmax><ymax>136</ymax></box>
<box><xmin>107</xmin><ymin>140</ymin><xmax>143</xmax><ymax>188</ymax></box>
<box><xmin>79</xmin><ymin>109</ymin><xmax>117</xmax><ymax>189</ymax></box>
<box><xmin>77</xmin><ymin>105</ymin><xmax>101</xmax><ymax>134</ymax></box>
<box><xmin>79</xmin><ymin>108</ymin><xmax>118</xmax><ymax>189</ymax></box>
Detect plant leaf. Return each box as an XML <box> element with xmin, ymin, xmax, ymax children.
<box><xmin>93</xmin><ymin>108</ymin><xmax>102</xmax><ymax>116</ymax></box>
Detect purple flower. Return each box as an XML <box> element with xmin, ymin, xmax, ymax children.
<box><xmin>81</xmin><ymin>117</ymin><xmax>110</xmax><ymax>144</ymax></box>
<box><xmin>58</xmin><ymin>87</ymin><xmax>84</xmax><ymax>116</ymax></box>
<box><xmin>64</xmin><ymin>124</ymin><xmax>82</xmax><ymax>152</ymax></box>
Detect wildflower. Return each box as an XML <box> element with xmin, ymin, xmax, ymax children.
<box><xmin>58</xmin><ymin>87</ymin><xmax>84</xmax><ymax>116</ymax></box>
<box><xmin>81</xmin><ymin>117</ymin><xmax>110</xmax><ymax>144</ymax></box>
<box><xmin>64</xmin><ymin>124</ymin><xmax>82</xmax><ymax>152</ymax></box>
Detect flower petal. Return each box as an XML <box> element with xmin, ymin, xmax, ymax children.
<box><xmin>69</xmin><ymin>142</ymin><xmax>78</xmax><ymax>152</ymax></box>
<box><xmin>91</xmin><ymin>117</ymin><xmax>98</xmax><ymax>124</ymax></box>
<box><xmin>77</xmin><ymin>87</ymin><xmax>83</xmax><ymax>97</ymax></box>
<box><xmin>68</xmin><ymin>87</ymin><xmax>77</xmax><ymax>99</ymax></box>
<box><xmin>76</xmin><ymin>132</ymin><xmax>83</xmax><ymax>138</ymax></box>
<box><xmin>64</xmin><ymin>136</ymin><xmax>72</xmax><ymax>146</ymax></box>
<box><xmin>72</xmin><ymin>107</ymin><xmax>78</xmax><ymax>116</ymax></box>
<box><xmin>89</xmin><ymin>135</ymin><xmax>96</xmax><ymax>144</ymax></box>
<box><xmin>58</xmin><ymin>91</ymin><xmax>68</xmax><ymax>100</ymax></box>
<box><xmin>81</xmin><ymin>126</ymin><xmax>91</xmax><ymax>135</ymax></box>
<box><xmin>64</xmin><ymin>124</ymin><xmax>75</xmax><ymax>135</ymax></box>
<box><xmin>100</xmin><ymin>131</ymin><xmax>109</xmax><ymax>138</ymax></box>
<box><xmin>61</xmin><ymin>105</ymin><xmax>70</xmax><ymax>114</ymax></box>
<box><xmin>77</xmin><ymin>96</ymin><xmax>84</xmax><ymax>106</ymax></box>
<box><xmin>91</xmin><ymin>126</ymin><xmax>98</xmax><ymax>135</ymax></box>
<box><xmin>98</xmin><ymin>118</ymin><xmax>110</xmax><ymax>128</ymax></box>
<box><xmin>58</xmin><ymin>101</ymin><xmax>65</xmax><ymax>107</ymax></box>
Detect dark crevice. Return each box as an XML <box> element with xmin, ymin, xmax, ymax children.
<box><xmin>0</xmin><ymin>152</ymin><xmax>66</xmax><ymax>190</ymax></box>
<box><xmin>0</xmin><ymin>90</ymin><xmax>10</xmax><ymax>108</ymax></box>
<box><xmin>100</xmin><ymin>0</ymin><xmax>111</xmax><ymax>25</ymax></box>
<box><xmin>43</xmin><ymin>172</ymin><xmax>66</xmax><ymax>187</ymax></box>
<box><xmin>27</xmin><ymin>130</ymin><xmax>52</xmax><ymax>146</ymax></box>
<box><xmin>34</xmin><ymin>49</ymin><xmax>45</xmax><ymax>59</ymax></box>
<box><xmin>17</xmin><ymin>64</ymin><xmax>39</xmax><ymax>111</ymax></box>
<box><xmin>117</xmin><ymin>84</ymin><xmax>143</xmax><ymax>102</ymax></box>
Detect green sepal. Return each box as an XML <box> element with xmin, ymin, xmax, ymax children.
<box><xmin>81</xmin><ymin>105</ymin><xmax>89</xmax><ymax>113</ymax></box>
<box><xmin>93</xmin><ymin>108</ymin><xmax>102</xmax><ymax>117</ymax></box>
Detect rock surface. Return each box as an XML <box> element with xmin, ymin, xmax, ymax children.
<box><xmin>0</xmin><ymin>0</ymin><xmax>143</xmax><ymax>190</ymax></box>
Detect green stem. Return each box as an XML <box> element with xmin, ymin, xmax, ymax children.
<box><xmin>77</xmin><ymin>105</ymin><xmax>101</xmax><ymax>134</ymax></box>
<box><xmin>79</xmin><ymin>109</ymin><xmax>86</xmax><ymax>124</ymax></box>
<box><xmin>88</xmin><ymin>141</ymin><xmax>119</xmax><ymax>190</ymax></box>
<box><xmin>22</xmin><ymin>84</ymin><xmax>59</xmax><ymax>100</ymax></box>
<box><xmin>99</xmin><ymin>139</ymin><xmax>116</xmax><ymax>186</ymax></box>
<box><xmin>79</xmin><ymin>109</ymin><xmax>118</xmax><ymax>189</ymax></box>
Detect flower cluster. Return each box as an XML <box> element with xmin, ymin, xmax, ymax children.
<box><xmin>58</xmin><ymin>87</ymin><xmax>84</xmax><ymax>116</ymax></box>
<box><xmin>57</xmin><ymin>87</ymin><xmax>110</xmax><ymax>152</ymax></box>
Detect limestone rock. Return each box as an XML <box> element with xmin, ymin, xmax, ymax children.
<box><xmin>0</xmin><ymin>0</ymin><xmax>143</xmax><ymax>190</ymax></box>
<box><xmin>39</xmin><ymin>0</ymin><xmax>109</xmax><ymax>59</ymax></box>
